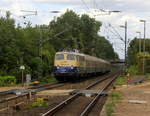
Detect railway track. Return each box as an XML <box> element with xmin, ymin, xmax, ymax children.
<box><xmin>0</xmin><ymin>82</ymin><xmax>64</xmax><ymax>96</ymax></box>
<box><xmin>80</xmin><ymin>74</ymin><xmax>117</xmax><ymax>116</ymax></box>
<box><xmin>0</xmin><ymin>83</ymin><xmax>62</xmax><ymax>97</ymax></box>
<box><xmin>42</xmin><ymin>71</ymin><xmax>120</xmax><ymax>116</ymax></box>
<box><xmin>0</xmin><ymin>73</ymin><xmax>110</xmax><ymax>113</ymax></box>
<box><xmin>0</xmin><ymin>83</ymin><xmax>65</xmax><ymax>113</ymax></box>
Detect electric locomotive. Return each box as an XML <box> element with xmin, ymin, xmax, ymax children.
<box><xmin>53</xmin><ymin>50</ymin><xmax>111</xmax><ymax>81</ymax></box>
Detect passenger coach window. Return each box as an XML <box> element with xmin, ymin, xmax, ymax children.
<box><xmin>55</xmin><ymin>54</ymin><xmax>64</xmax><ymax>60</ymax></box>
<box><xmin>67</xmin><ymin>54</ymin><xmax>75</xmax><ymax>60</ymax></box>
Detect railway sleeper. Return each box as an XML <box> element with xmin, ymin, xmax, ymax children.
<box><xmin>11</xmin><ymin>102</ymin><xmax>25</xmax><ymax>111</ymax></box>
<box><xmin>70</xmin><ymin>89</ymin><xmax>108</xmax><ymax>97</ymax></box>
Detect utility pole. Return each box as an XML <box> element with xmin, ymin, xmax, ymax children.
<box><xmin>144</xmin><ymin>21</ymin><xmax>146</xmax><ymax>52</ymax></box>
<box><xmin>125</xmin><ymin>21</ymin><xmax>127</xmax><ymax>66</ymax></box>
<box><xmin>140</xmin><ymin>20</ymin><xmax>146</xmax><ymax>52</ymax></box>
<box><xmin>136</xmin><ymin>31</ymin><xmax>141</xmax><ymax>52</ymax></box>
<box><xmin>20</xmin><ymin>10</ymin><xmax>60</xmax><ymax>78</ymax></box>
<box><xmin>39</xmin><ymin>10</ymin><xmax>60</xmax><ymax>59</ymax></box>
<box><xmin>120</xmin><ymin>21</ymin><xmax>127</xmax><ymax>66</ymax></box>
<box><xmin>140</xmin><ymin>20</ymin><xmax>146</xmax><ymax>74</ymax></box>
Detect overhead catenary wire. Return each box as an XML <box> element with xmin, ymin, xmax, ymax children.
<box><xmin>93</xmin><ymin>0</ymin><xmax>96</xmax><ymax>9</ymax></box>
<box><xmin>103</xmin><ymin>23</ymin><xmax>124</xmax><ymax>40</ymax></box>
<box><xmin>101</xmin><ymin>22</ymin><xmax>126</xmax><ymax>58</ymax></box>
<box><xmin>80</xmin><ymin>0</ymin><xmax>91</xmax><ymax>11</ymax></box>
<box><xmin>102</xmin><ymin>23</ymin><xmax>124</xmax><ymax>42</ymax></box>
<box><xmin>102</xmin><ymin>26</ymin><xmax>124</xmax><ymax>48</ymax></box>
<box><xmin>0</xmin><ymin>8</ymin><xmax>125</xmax><ymax>58</ymax></box>
<box><xmin>90</xmin><ymin>0</ymin><xmax>105</xmax><ymax>12</ymax></box>
<box><xmin>108</xmin><ymin>23</ymin><xmax>124</xmax><ymax>42</ymax></box>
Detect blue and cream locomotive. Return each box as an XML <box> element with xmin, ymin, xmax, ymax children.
<box><xmin>53</xmin><ymin>50</ymin><xmax>111</xmax><ymax>81</ymax></box>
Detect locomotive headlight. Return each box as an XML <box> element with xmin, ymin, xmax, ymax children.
<box><xmin>57</xmin><ymin>67</ymin><xmax>60</xmax><ymax>69</ymax></box>
<box><xmin>71</xmin><ymin>67</ymin><xmax>74</xmax><ymax>69</ymax></box>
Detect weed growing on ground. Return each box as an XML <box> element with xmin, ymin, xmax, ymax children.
<box><xmin>0</xmin><ymin>76</ymin><xmax>16</xmax><ymax>86</ymax></box>
<box><xmin>114</xmin><ymin>76</ymin><xmax>127</xmax><ymax>86</ymax></box>
<box><xmin>27</xmin><ymin>98</ymin><xmax>48</xmax><ymax>109</ymax></box>
<box><xmin>145</xmin><ymin>73</ymin><xmax>150</xmax><ymax>80</ymax></box>
<box><xmin>106</xmin><ymin>91</ymin><xmax>122</xmax><ymax>116</ymax></box>
<box><xmin>126</xmin><ymin>65</ymin><xmax>138</xmax><ymax>76</ymax></box>
<box><xmin>37</xmin><ymin>75</ymin><xmax>58</xmax><ymax>84</ymax></box>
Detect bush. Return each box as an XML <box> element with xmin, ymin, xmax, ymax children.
<box><xmin>126</xmin><ymin>65</ymin><xmax>138</xmax><ymax>76</ymax></box>
<box><xmin>37</xmin><ymin>75</ymin><xmax>57</xmax><ymax>84</ymax></box>
<box><xmin>115</xmin><ymin>76</ymin><xmax>127</xmax><ymax>86</ymax></box>
<box><xmin>110</xmin><ymin>91</ymin><xmax>122</xmax><ymax>100</ymax></box>
<box><xmin>106</xmin><ymin>101</ymin><xmax>115</xmax><ymax>116</ymax></box>
<box><xmin>145</xmin><ymin>73</ymin><xmax>150</xmax><ymax>78</ymax></box>
<box><xmin>106</xmin><ymin>91</ymin><xmax>122</xmax><ymax>116</ymax></box>
<box><xmin>27</xmin><ymin>98</ymin><xmax>48</xmax><ymax>109</ymax></box>
<box><xmin>0</xmin><ymin>76</ymin><xmax>16</xmax><ymax>86</ymax></box>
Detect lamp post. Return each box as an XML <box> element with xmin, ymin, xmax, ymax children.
<box><xmin>93</xmin><ymin>10</ymin><xmax>121</xmax><ymax>16</ymax></box>
<box><xmin>120</xmin><ymin>21</ymin><xmax>127</xmax><ymax>66</ymax></box>
<box><xmin>39</xmin><ymin>10</ymin><xmax>60</xmax><ymax>60</ymax></box>
<box><xmin>140</xmin><ymin>20</ymin><xmax>146</xmax><ymax>52</ymax></box>
<box><xmin>20</xmin><ymin>65</ymin><xmax>25</xmax><ymax>86</ymax></box>
<box><xmin>50</xmin><ymin>11</ymin><xmax>60</xmax><ymax>13</ymax></box>
<box><xmin>136</xmin><ymin>31</ymin><xmax>141</xmax><ymax>52</ymax></box>
<box><xmin>140</xmin><ymin>19</ymin><xmax>146</xmax><ymax>74</ymax></box>
<box><xmin>37</xmin><ymin>11</ymin><xmax>60</xmax><ymax>78</ymax></box>
<box><xmin>21</xmin><ymin>10</ymin><xmax>60</xmax><ymax>78</ymax></box>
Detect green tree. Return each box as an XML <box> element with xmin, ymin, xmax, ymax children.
<box><xmin>49</xmin><ymin>10</ymin><xmax>117</xmax><ymax>60</ymax></box>
<box><xmin>0</xmin><ymin>10</ymin><xmax>118</xmax><ymax>82</ymax></box>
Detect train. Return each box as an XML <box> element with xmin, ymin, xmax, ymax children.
<box><xmin>53</xmin><ymin>50</ymin><xmax>111</xmax><ymax>81</ymax></box>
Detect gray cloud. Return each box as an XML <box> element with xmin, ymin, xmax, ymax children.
<box><xmin>33</xmin><ymin>0</ymin><xmax>150</xmax><ymax>12</ymax></box>
<box><xmin>1</xmin><ymin>0</ymin><xmax>150</xmax><ymax>59</ymax></box>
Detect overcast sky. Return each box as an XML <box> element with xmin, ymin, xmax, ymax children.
<box><xmin>1</xmin><ymin>0</ymin><xmax>150</xmax><ymax>59</ymax></box>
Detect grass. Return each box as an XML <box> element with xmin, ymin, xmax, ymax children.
<box><xmin>27</xmin><ymin>98</ymin><xmax>48</xmax><ymax>109</ymax></box>
<box><xmin>114</xmin><ymin>76</ymin><xmax>128</xmax><ymax>86</ymax></box>
<box><xmin>106</xmin><ymin>91</ymin><xmax>122</xmax><ymax>116</ymax></box>
<box><xmin>106</xmin><ymin>101</ymin><xmax>115</xmax><ymax>116</ymax></box>
<box><xmin>38</xmin><ymin>75</ymin><xmax>58</xmax><ymax>84</ymax></box>
<box><xmin>0</xmin><ymin>76</ymin><xmax>16</xmax><ymax>87</ymax></box>
<box><xmin>110</xmin><ymin>91</ymin><xmax>122</xmax><ymax>100</ymax></box>
<box><xmin>145</xmin><ymin>73</ymin><xmax>150</xmax><ymax>79</ymax></box>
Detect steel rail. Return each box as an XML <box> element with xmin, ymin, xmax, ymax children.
<box><xmin>84</xmin><ymin>72</ymin><xmax>114</xmax><ymax>90</ymax></box>
<box><xmin>0</xmin><ymin>83</ymin><xmax>60</xmax><ymax>96</ymax></box>
<box><xmin>0</xmin><ymin>82</ymin><xmax>66</xmax><ymax>114</ymax></box>
<box><xmin>28</xmin><ymin>83</ymin><xmax>58</xmax><ymax>89</ymax></box>
<box><xmin>0</xmin><ymin>93</ymin><xmax>32</xmax><ymax>104</ymax></box>
<box><xmin>42</xmin><ymin>72</ymin><xmax>116</xmax><ymax>116</ymax></box>
<box><xmin>32</xmin><ymin>83</ymin><xmax>64</xmax><ymax>92</ymax></box>
<box><xmin>0</xmin><ymin>89</ymin><xmax>18</xmax><ymax>95</ymax></box>
<box><xmin>0</xmin><ymin>83</ymin><xmax>64</xmax><ymax>104</ymax></box>
<box><xmin>80</xmin><ymin>74</ymin><xmax>119</xmax><ymax>116</ymax></box>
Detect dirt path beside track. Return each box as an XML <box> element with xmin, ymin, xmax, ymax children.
<box><xmin>0</xmin><ymin>86</ymin><xmax>26</xmax><ymax>91</ymax></box>
<box><xmin>113</xmin><ymin>82</ymin><xmax>150</xmax><ymax>116</ymax></box>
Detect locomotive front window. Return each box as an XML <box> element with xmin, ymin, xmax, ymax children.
<box><xmin>55</xmin><ymin>54</ymin><xmax>64</xmax><ymax>60</ymax></box>
<box><xmin>67</xmin><ymin>54</ymin><xmax>75</xmax><ymax>60</ymax></box>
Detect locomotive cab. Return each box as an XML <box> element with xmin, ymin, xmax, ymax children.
<box><xmin>53</xmin><ymin>52</ymin><xmax>78</xmax><ymax>77</ymax></box>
